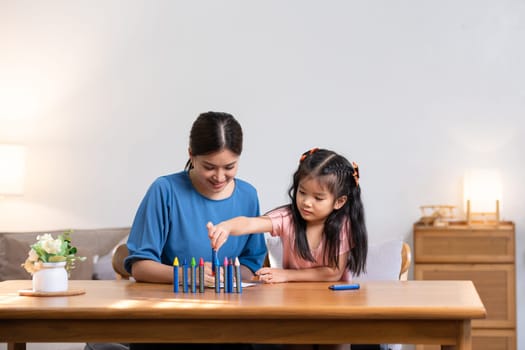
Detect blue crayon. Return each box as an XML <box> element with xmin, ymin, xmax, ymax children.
<box><xmin>173</xmin><ymin>257</ymin><xmax>179</xmax><ymax>293</ymax></box>
<box><xmin>182</xmin><ymin>258</ymin><xmax>188</xmax><ymax>293</ymax></box>
<box><xmin>211</xmin><ymin>249</ymin><xmax>217</xmax><ymax>275</ymax></box>
<box><xmin>214</xmin><ymin>255</ymin><xmax>220</xmax><ymax>293</ymax></box>
<box><xmin>227</xmin><ymin>258</ymin><xmax>234</xmax><ymax>293</ymax></box>
<box><xmin>328</xmin><ymin>283</ymin><xmax>360</xmax><ymax>291</ymax></box>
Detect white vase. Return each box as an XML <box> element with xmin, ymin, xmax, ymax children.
<box><xmin>32</xmin><ymin>261</ymin><xmax>69</xmax><ymax>292</ymax></box>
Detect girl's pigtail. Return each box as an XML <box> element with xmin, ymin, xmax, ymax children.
<box><xmin>347</xmin><ymin>178</ymin><xmax>367</xmax><ymax>276</ymax></box>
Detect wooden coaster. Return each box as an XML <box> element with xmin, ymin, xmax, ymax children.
<box><xmin>18</xmin><ymin>288</ymin><xmax>86</xmax><ymax>297</ymax></box>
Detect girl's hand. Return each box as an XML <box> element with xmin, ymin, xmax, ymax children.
<box><xmin>207</xmin><ymin>221</ymin><xmax>231</xmax><ymax>250</ymax></box>
<box><xmin>255</xmin><ymin>267</ymin><xmax>288</xmax><ymax>283</ymax></box>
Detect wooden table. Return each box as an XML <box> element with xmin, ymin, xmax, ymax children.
<box><xmin>0</xmin><ymin>280</ymin><xmax>486</xmax><ymax>350</ymax></box>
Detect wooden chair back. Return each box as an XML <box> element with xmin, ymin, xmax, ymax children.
<box><xmin>112</xmin><ymin>243</ymin><xmax>131</xmax><ymax>279</ymax></box>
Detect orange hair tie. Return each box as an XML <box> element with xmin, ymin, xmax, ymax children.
<box><xmin>352</xmin><ymin>161</ymin><xmax>360</xmax><ymax>187</ymax></box>
<box><xmin>300</xmin><ymin>148</ymin><xmax>319</xmax><ymax>163</ymax></box>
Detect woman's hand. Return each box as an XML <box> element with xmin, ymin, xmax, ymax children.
<box><xmin>203</xmin><ymin>261</ymin><xmax>223</xmax><ymax>287</ymax></box>
<box><xmin>207</xmin><ymin>221</ymin><xmax>231</xmax><ymax>250</ymax></box>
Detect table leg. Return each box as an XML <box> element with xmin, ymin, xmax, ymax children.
<box><xmin>442</xmin><ymin>320</ymin><xmax>471</xmax><ymax>350</ymax></box>
<box><xmin>7</xmin><ymin>343</ymin><xmax>26</xmax><ymax>350</ymax></box>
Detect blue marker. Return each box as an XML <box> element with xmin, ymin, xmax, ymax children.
<box><xmin>328</xmin><ymin>283</ymin><xmax>360</xmax><ymax>291</ymax></box>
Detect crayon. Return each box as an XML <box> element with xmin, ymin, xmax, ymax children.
<box><xmin>328</xmin><ymin>283</ymin><xmax>360</xmax><ymax>291</ymax></box>
<box><xmin>182</xmin><ymin>258</ymin><xmax>188</xmax><ymax>293</ymax></box>
<box><xmin>223</xmin><ymin>257</ymin><xmax>230</xmax><ymax>293</ymax></box>
<box><xmin>199</xmin><ymin>257</ymin><xmax>205</xmax><ymax>293</ymax></box>
<box><xmin>227</xmin><ymin>258</ymin><xmax>234</xmax><ymax>293</ymax></box>
<box><xmin>190</xmin><ymin>257</ymin><xmax>197</xmax><ymax>293</ymax></box>
<box><xmin>211</xmin><ymin>249</ymin><xmax>217</xmax><ymax>276</ymax></box>
<box><xmin>214</xmin><ymin>255</ymin><xmax>220</xmax><ymax>293</ymax></box>
<box><xmin>234</xmin><ymin>257</ymin><xmax>242</xmax><ymax>293</ymax></box>
<box><xmin>173</xmin><ymin>257</ymin><xmax>179</xmax><ymax>293</ymax></box>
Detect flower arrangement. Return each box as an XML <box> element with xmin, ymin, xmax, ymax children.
<box><xmin>22</xmin><ymin>230</ymin><xmax>86</xmax><ymax>276</ymax></box>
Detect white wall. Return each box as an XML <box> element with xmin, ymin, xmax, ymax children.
<box><xmin>1</xmin><ymin>0</ymin><xmax>524</xmax><ymax>347</ymax></box>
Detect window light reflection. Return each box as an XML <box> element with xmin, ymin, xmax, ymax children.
<box><xmin>109</xmin><ymin>298</ymin><xmax>229</xmax><ymax>310</ymax></box>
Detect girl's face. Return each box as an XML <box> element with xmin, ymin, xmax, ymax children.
<box><xmin>189</xmin><ymin>148</ymin><xmax>239</xmax><ymax>199</ymax></box>
<box><xmin>296</xmin><ymin>177</ymin><xmax>346</xmax><ymax>224</ymax></box>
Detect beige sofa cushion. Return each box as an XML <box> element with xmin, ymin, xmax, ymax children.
<box><xmin>0</xmin><ymin>228</ymin><xmax>130</xmax><ymax>281</ymax></box>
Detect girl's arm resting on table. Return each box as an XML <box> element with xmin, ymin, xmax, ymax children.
<box><xmin>257</xmin><ymin>252</ymin><xmax>349</xmax><ymax>283</ymax></box>
<box><xmin>208</xmin><ymin>216</ymin><xmax>273</xmax><ymax>250</ymax></box>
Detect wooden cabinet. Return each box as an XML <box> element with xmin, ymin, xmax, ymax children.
<box><xmin>414</xmin><ymin>222</ymin><xmax>516</xmax><ymax>350</ymax></box>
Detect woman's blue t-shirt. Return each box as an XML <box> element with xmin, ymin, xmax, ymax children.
<box><xmin>125</xmin><ymin>171</ymin><xmax>266</xmax><ymax>273</ymax></box>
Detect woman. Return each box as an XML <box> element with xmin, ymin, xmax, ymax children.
<box><xmin>125</xmin><ymin>111</ymin><xmax>266</xmax><ymax>285</ymax></box>
<box><xmin>125</xmin><ymin>111</ymin><xmax>266</xmax><ymax>350</ymax></box>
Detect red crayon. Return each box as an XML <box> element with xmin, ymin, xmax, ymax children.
<box><xmin>199</xmin><ymin>257</ymin><xmax>205</xmax><ymax>293</ymax></box>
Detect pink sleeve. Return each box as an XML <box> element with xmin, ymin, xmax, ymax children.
<box><xmin>266</xmin><ymin>207</ymin><xmax>293</xmax><ymax>239</ymax></box>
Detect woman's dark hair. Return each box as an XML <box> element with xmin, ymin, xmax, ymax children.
<box><xmin>184</xmin><ymin>111</ymin><xmax>243</xmax><ymax>170</ymax></box>
<box><xmin>288</xmin><ymin>148</ymin><xmax>368</xmax><ymax>276</ymax></box>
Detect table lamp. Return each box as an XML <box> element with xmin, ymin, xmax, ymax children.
<box><xmin>463</xmin><ymin>168</ymin><xmax>501</xmax><ymax>225</ymax></box>
<box><xmin>0</xmin><ymin>144</ymin><xmax>26</xmax><ymax>196</ymax></box>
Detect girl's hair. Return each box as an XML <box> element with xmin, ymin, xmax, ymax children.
<box><xmin>184</xmin><ymin>111</ymin><xmax>243</xmax><ymax>170</ymax></box>
<box><xmin>288</xmin><ymin>148</ymin><xmax>368</xmax><ymax>276</ymax></box>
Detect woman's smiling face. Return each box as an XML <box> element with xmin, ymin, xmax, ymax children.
<box><xmin>189</xmin><ymin>148</ymin><xmax>239</xmax><ymax>199</ymax></box>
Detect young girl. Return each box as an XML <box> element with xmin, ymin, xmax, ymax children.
<box><xmin>208</xmin><ymin>148</ymin><xmax>367</xmax><ymax>283</ymax></box>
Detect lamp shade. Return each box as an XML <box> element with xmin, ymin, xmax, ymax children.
<box><xmin>463</xmin><ymin>168</ymin><xmax>502</xmax><ymax>213</ymax></box>
<box><xmin>0</xmin><ymin>144</ymin><xmax>26</xmax><ymax>195</ymax></box>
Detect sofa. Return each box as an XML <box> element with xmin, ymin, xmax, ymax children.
<box><xmin>0</xmin><ymin>227</ymin><xmax>130</xmax><ymax>350</ymax></box>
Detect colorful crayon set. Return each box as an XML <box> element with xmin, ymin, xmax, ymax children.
<box><xmin>172</xmin><ymin>250</ymin><xmax>242</xmax><ymax>294</ymax></box>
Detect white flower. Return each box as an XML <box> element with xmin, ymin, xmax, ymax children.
<box><xmin>22</xmin><ymin>230</ymin><xmax>85</xmax><ymax>276</ymax></box>
<box><xmin>43</xmin><ymin>239</ymin><xmax>62</xmax><ymax>254</ymax></box>
<box><xmin>37</xmin><ymin>234</ymin><xmax>62</xmax><ymax>254</ymax></box>
<box><xmin>36</xmin><ymin>233</ymin><xmax>53</xmax><ymax>241</ymax></box>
